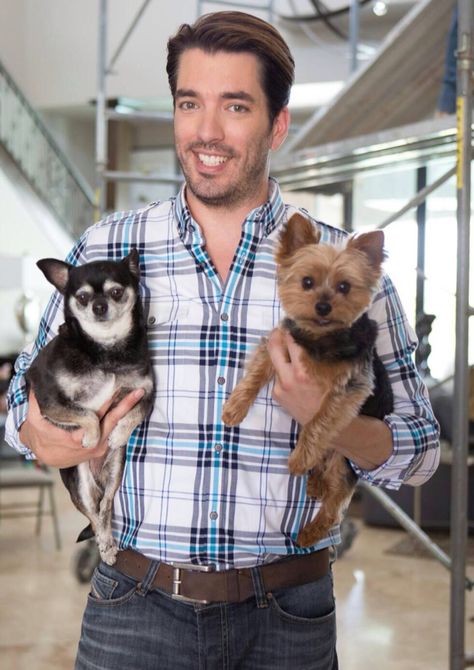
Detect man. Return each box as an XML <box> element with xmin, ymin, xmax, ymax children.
<box><xmin>6</xmin><ymin>11</ymin><xmax>439</xmax><ymax>670</ymax></box>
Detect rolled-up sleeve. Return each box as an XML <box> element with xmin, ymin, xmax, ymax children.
<box><xmin>5</xmin><ymin>232</ymin><xmax>91</xmax><ymax>457</ymax></box>
<box><xmin>350</xmin><ymin>274</ymin><xmax>440</xmax><ymax>490</ymax></box>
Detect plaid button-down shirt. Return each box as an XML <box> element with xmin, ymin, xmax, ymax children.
<box><xmin>6</xmin><ymin>179</ymin><xmax>440</xmax><ymax>570</ymax></box>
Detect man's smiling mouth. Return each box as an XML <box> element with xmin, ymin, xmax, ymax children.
<box><xmin>198</xmin><ymin>153</ymin><xmax>229</xmax><ymax>166</ymax></box>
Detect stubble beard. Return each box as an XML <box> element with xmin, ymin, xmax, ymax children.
<box><xmin>178</xmin><ymin>137</ymin><xmax>272</xmax><ymax>209</ymax></box>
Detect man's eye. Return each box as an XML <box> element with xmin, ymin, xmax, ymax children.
<box><xmin>76</xmin><ymin>293</ymin><xmax>89</xmax><ymax>306</ymax></box>
<box><xmin>178</xmin><ymin>101</ymin><xmax>197</xmax><ymax>111</ymax></box>
<box><xmin>229</xmin><ymin>104</ymin><xmax>248</xmax><ymax>113</ymax></box>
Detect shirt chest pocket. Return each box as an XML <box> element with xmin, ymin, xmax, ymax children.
<box><xmin>147</xmin><ymin>300</ymin><xmax>203</xmax><ymax>328</ymax></box>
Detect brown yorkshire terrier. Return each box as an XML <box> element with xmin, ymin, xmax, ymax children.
<box><xmin>222</xmin><ymin>213</ymin><xmax>393</xmax><ymax>547</ymax></box>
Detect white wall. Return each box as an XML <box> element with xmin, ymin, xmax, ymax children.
<box><xmin>0</xmin><ymin>0</ymin><xmax>352</xmax><ymax>111</ymax></box>
<box><xmin>0</xmin><ymin>151</ymin><xmax>73</xmax><ymax>355</ymax></box>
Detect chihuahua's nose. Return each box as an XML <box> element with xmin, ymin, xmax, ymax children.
<box><xmin>315</xmin><ymin>302</ymin><xmax>332</xmax><ymax>317</ymax></box>
<box><xmin>92</xmin><ymin>299</ymin><xmax>108</xmax><ymax>317</ymax></box>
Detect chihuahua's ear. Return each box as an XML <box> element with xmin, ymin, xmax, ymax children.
<box><xmin>123</xmin><ymin>248</ymin><xmax>140</xmax><ymax>278</ymax></box>
<box><xmin>346</xmin><ymin>230</ymin><xmax>386</xmax><ymax>269</ymax></box>
<box><xmin>276</xmin><ymin>214</ymin><xmax>321</xmax><ymax>264</ymax></box>
<box><xmin>36</xmin><ymin>258</ymin><xmax>72</xmax><ymax>294</ymax></box>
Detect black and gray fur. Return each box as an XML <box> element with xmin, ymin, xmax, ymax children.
<box><xmin>26</xmin><ymin>250</ymin><xmax>154</xmax><ymax>564</ymax></box>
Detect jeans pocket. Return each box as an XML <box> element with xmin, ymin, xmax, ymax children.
<box><xmin>88</xmin><ymin>562</ymin><xmax>138</xmax><ymax>606</ymax></box>
<box><xmin>269</xmin><ymin>573</ymin><xmax>335</xmax><ymax>624</ymax></box>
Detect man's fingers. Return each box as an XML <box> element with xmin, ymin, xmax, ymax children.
<box><xmin>96</xmin><ymin>393</ymin><xmax>119</xmax><ymax>420</ymax></box>
<box><xmin>100</xmin><ymin>389</ymin><xmax>145</xmax><ymax>435</ymax></box>
<box><xmin>27</xmin><ymin>389</ymin><xmax>85</xmax><ymax>446</ymax></box>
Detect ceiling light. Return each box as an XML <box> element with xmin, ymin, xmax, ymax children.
<box><xmin>289</xmin><ymin>81</ymin><xmax>344</xmax><ymax>110</ymax></box>
<box><xmin>373</xmin><ymin>1</ymin><xmax>388</xmax><ymax>17</ymax></box>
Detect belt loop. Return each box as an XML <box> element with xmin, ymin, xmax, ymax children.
<box><xmin>250</xmin><ymin>566</ymin><xmax>269</xmax><ymax>609</ymax></box>
<box><xmin>136</xmin><ymin>559</ymin><xmax>160</xmax><ymax>597</ymax></box>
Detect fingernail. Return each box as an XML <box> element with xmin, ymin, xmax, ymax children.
<box><xmin>134</xmin><ymin>389</ymin><xmax>145</xmax><ymax>399</ymax></box>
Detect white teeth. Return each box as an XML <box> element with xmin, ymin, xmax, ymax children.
<box><xmin>198</xmin><ymin>153</ymin><xmax>228</xmax><ymax>166</ymax></box>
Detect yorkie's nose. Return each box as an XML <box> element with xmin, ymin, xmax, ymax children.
<box><xmin>92</xmin><ymin>299</ymin><xmax>108</xmax><ymax>316</ymax></box>
<box><xmin>315</xmin><ymin>302</ymin><xmax>332</xmax><ymax>317</ymax></box>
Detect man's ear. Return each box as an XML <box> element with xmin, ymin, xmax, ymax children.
<box><xmin>270</xmin><ymin>107</ymin><xmax>290</xmax><ymax>152</ymax></box>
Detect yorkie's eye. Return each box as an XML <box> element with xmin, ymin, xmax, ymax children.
<box><xmin>76</xmin><ymin>292</ymin><xmax>90</xmax><ymax>306</ymax></box>
<box><xmin>337</xmin><ymin>281</ymin><xmax>351</xmax><ymax>295</ymax></box>
<box><xmin>110</xmin><ymin>287</ymin><xmax>124</xmax><ymax>301</ymax></box>
<box><xmin>302</xmin><ymin>276</ymin><xmax>314</xmax><ymax>290</ymax></box>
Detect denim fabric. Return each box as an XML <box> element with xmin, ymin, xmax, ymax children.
<box><xmin>75</xmin><ymin>560</ymin><xmax>338</xmax><ymax>670</ymax></box>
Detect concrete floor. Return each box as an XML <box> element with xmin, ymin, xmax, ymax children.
<box><xmin>0</xmin><ymin>469</ymin><xmax>473</xmax><ymax>670</ymax></box>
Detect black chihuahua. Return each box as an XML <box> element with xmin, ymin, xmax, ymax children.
<box><xmin>26</xmin><ymin>249</ymin><xmax>154</xmax><ymax>564</ymax></box>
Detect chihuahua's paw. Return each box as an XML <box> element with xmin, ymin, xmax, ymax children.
<box><xmin>108</xmin><ymin>419</ymin><xmax>134</xmax><ymax>450</ymax></box>
<box><xmin>97</xmin><ymin>539</ymin><xmax>118</xmax><ymax>565</ymax></box>
<box><xmin>82</xmin><ymin>431</ymin><xmax>100</xmax><ymax>449</ymax></box>
<box><xmin>221</xmin><ymin>398</ymin><xmax>250</xmax><ymax>426</ymax></box>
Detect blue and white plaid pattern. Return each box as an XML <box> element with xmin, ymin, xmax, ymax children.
<box><xmin>6</xmin><ymin>179</ymin><xmax>440</xmax><ymax>570</ymax></box>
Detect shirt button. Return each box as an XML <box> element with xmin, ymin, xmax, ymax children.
<box><xmin>217</xmin><ymin>376</ymin><xmax>225</xmax><ymax>385</ymax></box>
<box><xmin>210</xmin><ymin>511</ymin><xmax>218</xmax><ymax>521</ymax></box>
<box><xmin>148</xmin><ymin>316</ymin><xmax>156</xmax><ymax>325</ymax></box>
<box><xmin>220</xmin><ymin>313</ymin><xmax>229</xmax><ymax>322</ymax></box>
<box><xmin>215</xmin><ymin>443</ymin><xmax>222</xmax><ymax>453</ymax></box>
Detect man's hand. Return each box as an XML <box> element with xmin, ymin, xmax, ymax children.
<box><xmin>267</xmin><ymin>328</ymin><xmax>393</xmax><ymax>470</ymax></box>
<box><xmin>19</xmin><ymin>389</ymin><xmax>145</xmax><ymax>468</ymax></box>
<box><xmin>267</xmin><ymin>328</ymin><xmax>325</xmax><ymax>425</ymax></box>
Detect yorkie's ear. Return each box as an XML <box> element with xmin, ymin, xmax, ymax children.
<box><xmin>346</xmin><ymin>230</ymin><xmax>386</xmax><ymax>269</ymax></box>
<box><xmin>276</xmin><ymin>213</ymin><xmax>321</xmax><ymax>264</ymax></box>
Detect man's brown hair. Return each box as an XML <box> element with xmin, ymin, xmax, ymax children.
<box><xmin>166</xmin><ymin>11</ymin><xmax>295</xmax><ymax>124</ymax></box>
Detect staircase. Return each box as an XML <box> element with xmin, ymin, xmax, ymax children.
<box><xmin>0</xmin><ymin>58</ymin><xmax>95</xmax><ymax>239</ymax></box>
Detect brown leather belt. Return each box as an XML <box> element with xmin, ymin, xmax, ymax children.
<box><xmin>114</xmin><ymin>548</ymin><xmax>329</xmax><ymax>605</ymax></box>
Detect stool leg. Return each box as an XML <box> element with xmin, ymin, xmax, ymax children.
<box><xmin>36</xmin><ymin>485</ymin><xmax>45</xmax><ymax>535</ymax></box>
<box><xmin>48</xmin><ymin>485</ymin><xmax>62</xmax><ymax>550</ymax></box>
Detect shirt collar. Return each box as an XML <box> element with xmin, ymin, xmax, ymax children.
<box><xmin>174</xmin><ymin>177</ymin><xmax>285</xmax><ymax>244</ymax></box>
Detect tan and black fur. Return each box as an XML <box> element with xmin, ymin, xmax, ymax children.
<box><xmin>222</xmin><ymin>213</ymin><xmax>393</xmax><ymax>547</ymax></box>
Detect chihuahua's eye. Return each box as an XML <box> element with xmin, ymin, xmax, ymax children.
<box><xmin>337</xmin><ymin>281</ymin><xmax>351</xmax><ymax>294</ymax></box>
<box><xmin>76</xmin><ymin>292</ymin><xmax>90</xmax><ymax>306</ymax></box>
<box><xmin>110</xmin><ymin>287</ymin><xmax>124</xmax><ymax>301</ymax></box>
<box><xmin>302</xmin><ymin>276</ymin><xmax>314</xmax><ymax>290</ymax></box>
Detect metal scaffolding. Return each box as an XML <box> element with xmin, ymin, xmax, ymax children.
<box><xmin>450</xmin><ymin>1</ymin><xmax>473</xmax><ymax>668</ymax></box>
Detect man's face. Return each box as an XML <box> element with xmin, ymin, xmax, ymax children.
<box><xmin>174</xmin><ymin>48</ymin><xmax>288</xmax><ymax>210</ymax></box>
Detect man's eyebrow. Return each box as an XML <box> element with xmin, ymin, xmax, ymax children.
<box><xmin>175</xmin><ymin>88</ymin><xmax>256</xmax><ymax>103</ymax></box>
<box><xmin>175</xmin><ymin>88</ymin><xmax>198</xmax><ymax>99</ymax></box>
<box><xmin>221</xmin><ymin>91</ymin><xmax>256</xmax><ymax>103</ymax></box>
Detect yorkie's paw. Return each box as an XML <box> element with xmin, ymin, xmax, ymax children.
<box><xmin>222</xmin><ymin>398</ymin><xmax>250</xmax><ymax>426</ymax></box>
<box><xmin>288</xmin><ymin>450</ymin><xmax>312</xmax><ymax>476</ymax></box>
<box><xmin>306</xmin><ymin>472</ymin><xmax>321</xmax><ymax>499</ymax></box>
<box><xmin>297</xmin><ymin>525</ymin><xmax>319</xmax><ymax>548</ymax></box>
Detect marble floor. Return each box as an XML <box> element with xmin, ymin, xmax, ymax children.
<box><xmin>0</xmin><ymin>469</ymin><xmax>473</xmax><ymax>670</ymax></box>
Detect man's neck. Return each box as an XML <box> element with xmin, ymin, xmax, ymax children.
<box><xmin>184</xmin><ymin>184</ymin><xmax>270</xmax><ymax>235</ymax></box>
<box><xmin>184</xmin><ymin>184</ymin><xmax>270</xmax><ymax>283</ymax></box>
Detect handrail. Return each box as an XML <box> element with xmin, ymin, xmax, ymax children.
<box><xmin>0</xmin><ymin>58</ymin><xmax>95</xmax><ymax>238</ymax></box>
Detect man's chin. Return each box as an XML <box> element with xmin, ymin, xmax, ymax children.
<box><xmin>186</xmin><ymin>181</ymin><xmax>237</xmax><ymax>208</ymax></box>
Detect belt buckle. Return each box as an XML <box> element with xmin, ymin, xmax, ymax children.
<box><xmin>170</xmin><ymin>562</ymin><xmax>216</xmax><ymax>605</ymax></box>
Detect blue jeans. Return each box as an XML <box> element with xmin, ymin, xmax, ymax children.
<box><xmin>76</xmin><ymin>559</ymin><xmax>338</xmax><ymax>670</ymax></box>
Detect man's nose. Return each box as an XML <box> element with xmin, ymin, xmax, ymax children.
<box><xmin>196</xmin><ymin>109</ymin><xmax>225</xmax><ymax>144</ymax></box>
